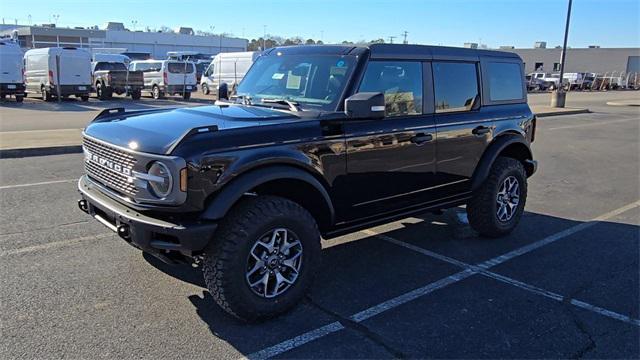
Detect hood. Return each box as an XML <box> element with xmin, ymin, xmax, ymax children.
<box><xmin>84</xmin><ymin>105</ymin><xmax>300</xmax><ymax>154</ymax></box>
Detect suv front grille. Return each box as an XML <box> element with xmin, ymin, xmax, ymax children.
<box><xmin>83</xmin><ymin>136</ymin><xmax>138</xmax><ymax>196</ymax></box>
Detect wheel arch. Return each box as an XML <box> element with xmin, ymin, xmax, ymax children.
<box><xmin>471</xmin><ymin>133</ymin><xmax>534</xmax><ymax>191</ymax></box>
<box><xmin>200</xmin><ymin>165</ymin><xmax>336</xmax><ymax>233</ymax></box>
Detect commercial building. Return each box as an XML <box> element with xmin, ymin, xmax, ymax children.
<box><xmin>0</xmin><ymin>23</ymin><xmax>247</xmax><ymax>59</ymax></box>
<box><xmin>503</xmin><ymin>43</ymin><xmax>640</xmax><ymax>74</ymax></box>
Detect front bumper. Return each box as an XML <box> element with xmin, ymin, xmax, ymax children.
<box><xmin>77</xmin><ymin>175</ymin><xmax>217</xmax><ymax>257</ymax></box>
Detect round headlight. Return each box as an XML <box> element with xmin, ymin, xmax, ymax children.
<box><xmin>147</xmin><ymin>161</ymin><xmax>173</xmax><ymax>198</ymax></box>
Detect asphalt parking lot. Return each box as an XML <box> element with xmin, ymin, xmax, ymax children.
<box><xmin>1</xmin><ymin>96</ymin><xmax>639</xmax><ymax>359</ymax></box>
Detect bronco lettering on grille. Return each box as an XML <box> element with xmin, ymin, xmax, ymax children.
<box><xmin>85</xmin><ymin>150</ymin><xmax>132</xmax><ymax>176</ymax></box>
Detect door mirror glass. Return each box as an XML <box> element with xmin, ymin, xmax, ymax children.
<box><xmin>344</xmin><ymin>92</ymin><xmax>385</xmax><ymax>119</ymax></box>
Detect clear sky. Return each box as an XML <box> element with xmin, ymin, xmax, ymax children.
<box><xmin>1</xmin><ymin>0</ymin><xmax>639</xmax><ymax>48</ymax></box>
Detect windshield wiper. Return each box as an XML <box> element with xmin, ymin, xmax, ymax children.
<box><xmin>261</xmin><ymin>98</ymin><xmax>301</xmax><ymax>112</ymax></box>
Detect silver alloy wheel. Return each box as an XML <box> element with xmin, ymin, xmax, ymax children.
<box><xmin>496</xmin><ymin>175</ymin><xmax>520</xmax><ymax>222</ymax></box>
<box><xmin>245</xmin><ymin>228</ymin><xmax>303</xmax><ymax>298</ymax></box>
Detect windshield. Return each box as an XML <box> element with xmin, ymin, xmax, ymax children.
<box><xmin>236</xmin><ymin>54</ymin><xmax>356</xmax><ymax>111</ymax></box>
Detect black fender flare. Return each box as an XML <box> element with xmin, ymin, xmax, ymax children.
<box><xmin>470</xmin><ymin>134</ymin><xmax>532</xmax><ymax>191</ymax></box>
<box><xmin>200</xmin><ymin>165</ymin><xmax>335</xmax><ymax>225</ymax></box>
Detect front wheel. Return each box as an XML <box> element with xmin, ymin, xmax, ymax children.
<box><xmin>202</xmin><ymin>195</ymin><xmax>321</xmax><ymax>322</ymax></box>
<box><xmin>467</xmin><ymin>157</ymin><xmax>527</xmax><ymax>238</ymax></box>
<box><xmin>201</xmin><ymin>83</ymin><xmax>209</xmax><ymax>95</ymax></box>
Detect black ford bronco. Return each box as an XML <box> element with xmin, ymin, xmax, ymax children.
<box><xmin>78</xmin><ymin>44</ymin><xmax>537</xmax><ymax>321</ymax></box>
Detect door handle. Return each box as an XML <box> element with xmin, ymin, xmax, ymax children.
<box><xmin>472</xmin><ymin>126</ymin><xmax>491</xmax><ymax>136</ymax></box>
<box><xmin>410</xmin><ymin>133</ymin><xmax>433</xmax><ymax>145</ymax></box>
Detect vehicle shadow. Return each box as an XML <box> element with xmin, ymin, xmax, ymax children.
<box><xmin>143</xmin><ymin>209</ymin><xmax>640</xmax><ymax>357</ymax></box>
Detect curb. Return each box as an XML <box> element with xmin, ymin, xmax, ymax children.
<box><xmin>0</xmin><ymin>145</ymin><xmax>83</xmax><ymax>159</ymax></box>
<box><xmin>606</xmin><ymin>101</ymin><xmax>640</xmax><ymax>107</ymax></box>
<box><xmin>535</xmin><ymin>108</ymin><xmax>590</xmax><ymax>117</ymax></box>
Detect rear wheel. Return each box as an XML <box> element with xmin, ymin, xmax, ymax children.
<box><xmin>467</xmin><ymin>157</ymin><xmax>527</xmax><ymax>238</ymax></box>
<box><xmin>152</xmin><ymin>85</ymin><xmax>163</xmax><ymax>100</ymax></box>
<box><xmin>15</xmin><ymin>95</ymin><xmax>24</xmax><ymax>103</ymax></box>
<box><xmin>80</xmin><ymin>95</ymin><xmax>89</xmax><ymax>102</ymax></box>
<box><xmin>182</xmin><ymin>91</ymin><xmax>191</xmax><ymax>100</ymax></box>
<box><xmin>202</xmin><ymin>195</ymin><xmax>321</xmax><ymax>322</ymax></box>
<box><xmin>41</xmin><ymin>87</ymin><xmax>52</xmax><ymax>102</ymax></box>
<box><xmin>131</xmin><ymin>90</ymin><xmax>141</xmax><ymax>100</ymax></box>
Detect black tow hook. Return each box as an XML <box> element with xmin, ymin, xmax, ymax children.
<box><xmin>78</xmin><ymin>199</ymin><xmax>89</xmax><ymax>213</ymax></box>
<box><xmin>117</xmin><ymin>224</ymin><xmax>130</xmax><ymax>239</ymax></box>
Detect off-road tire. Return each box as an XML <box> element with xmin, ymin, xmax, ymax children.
<box><xmin>202</xmin><ymin>195</ymin><xmax>321</xmax><ymax>322</ymax></box>
<box><xmin>467</xmin><ymin>157</ymin><xmax>527</xmax><ymax>238</ymax></box>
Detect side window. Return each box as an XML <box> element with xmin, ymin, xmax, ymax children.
<box><xmin>433</xmin><ymin>62</ymin><xmax>479</xmax><ymax>113</ymax></box>
<box><xmin>358</xmin><ymin>61</ymin><xmax>423</xmax><ymax>117</ymax></box>
<box><xmin>486</xmin><ymin>62</ymin><xmax>524</xmax><ymax>101</ymax></box>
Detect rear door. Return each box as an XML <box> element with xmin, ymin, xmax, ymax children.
<box><xmin>59</xmin><ymin>49</ymin><xmax>91</xmax><ymax>86</ymax></box>
<box><xmin>343</xmin><ymin>60</ymin><xmax>437</xmax><ymax>220</ymax></box>
<box><xmin>166</xmin><ymin>61</ymin><xmax>195</xmax><ymax>87</ymax></box>
<box><xmin>431</xmin><ymin>60</ymin><xmax>491</xmax><ymax>197</ymax></box>
<box><xmin>0</xmin><ymin>44</ymin><xmax>23</xmax><ymax>84</ymax></box>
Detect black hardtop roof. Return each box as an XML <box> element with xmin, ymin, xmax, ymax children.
<box><xmin>265</xmin><ymin>44</ymin><xmax>520</xmax><ymax>61</ymax></box>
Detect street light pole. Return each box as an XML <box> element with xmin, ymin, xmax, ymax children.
<box><xmin>551</xmin><ymin>0</ymin><xmax>573</xmax><ymax>108</ymax></box>
<box><xmin>263</xmin><ymin>25</ymin><xmax>267</xmax><ymax>50</ymax></box>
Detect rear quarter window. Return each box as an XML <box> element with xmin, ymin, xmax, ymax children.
<box><xmin>486</xmin><ymin>62</ymin><xmax>524</xmax><ymax>101</ymax></box>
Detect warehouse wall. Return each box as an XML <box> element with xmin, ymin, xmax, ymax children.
<box><xmin>507</xmin><ymin>48</ymin><xmax>640</xmax><ymax>74</ymax></box>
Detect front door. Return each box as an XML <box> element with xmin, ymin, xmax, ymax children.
<box><xmin>343</xmin><ymin>60</ymin><xmax>437</xmax><ymax>221</ymax></box>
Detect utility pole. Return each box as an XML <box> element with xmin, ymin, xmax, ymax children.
<box><xmin>402</xmin><ymin>31</ymin><xmax>408</xmax><ymax>44</ymax></box>
<box><xmin>551</xmin><ymin>0</ymin><xmax>572</xmax><ymax>108</ymax></box>
<box><xmin>131</xmin><ymin>20</ymin><xmax>137</xmax><ymax>31</ymax></box>
<box><xmin>52</xmin><ymin>14</ymin><xmax>59</xmax><ymax>26</ymax></box>
<box><xmin>388</xmin><ymin>36</ymin><xmax>396</xmax><ymax>44</ymax></box>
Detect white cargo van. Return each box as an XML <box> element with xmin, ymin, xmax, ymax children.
<box><xmin>0</xmin><ymin>40</ymin><xmax>25</xmax><ymax>102</ymax></box>
<box><xmin>24</xmin><ymin>47</ymin><xmax>92</xmax><ymax>101</ymax></box>
<box><xmin>200</xmin><ymin>51</ymin><xmax>260</xmax><ymax>97</ymax></box>
<box><xmin>129</xmin><ymin>60</ymin><xmax>197</xmax><ymax>100</ymax></box>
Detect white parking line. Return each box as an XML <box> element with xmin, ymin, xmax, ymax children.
<box><xmin>374</xmin><ymin>231</ymin><xmax>640</xmax><ymax>327</ymax></box>
<box><xmin>0</xmin><ymin>233</ymin><xmax>112</xmax><ymax>257</ymax></box>
<box><xmin>244</xmin><ymin>200</ymin><xmax>640</xmax><ymax>359</ymax></box>
<box><xmin>0</xmin><ymin>179</ymin><xmax>76</xmax><ymax>190</ymax></box>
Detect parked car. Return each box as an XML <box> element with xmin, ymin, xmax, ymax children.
<box><xmin>24</xmin><ymin>47</ymin><xmax>91</xmax><ymax>101</ymax></box>
<box><xmin>129</xmin><ymin>60</ymin><xmax>197</xmax><ymax>100</ymax></box>
<box><xmin>200</xmin><ymin>51</ymin><xmax>260</xmax><ymax>97</ymax></box>
<box><xmin>528</xmin><ymin>72</ymin><xmax>569</xmax><ymax>90</ymax></box>
<box><xmin>562</xmin><ymin>72</ymin><xmax>593</xmax><ymax>90</ymax></box>
<box><xmin>121</xmin><ymin>51</ymin><xmax>152</xmax><ymax>61</ymax></box>
<box><xmin>78</xmin><ymin>44</ymin><xmax>537</xmax><ymax>321</ymax></box>
<box><xmin>525</xmin><ymin>75</ymin><xmax>547</xmax><ymax>91</ymax></box>
<box><xmin>0</xmin><ymin>40</ymin><xmax>25</xmax><ymax>102</ymax></box>
<box><xmin>92</xmin><ymin>54</ymin><xmax>143</xmax><ymax>100</ymax></box>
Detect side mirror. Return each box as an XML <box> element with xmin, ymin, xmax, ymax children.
<box><xmin>218</xmin><ymin>82</ymin><xmax>229</xmax><ymax>100</ymax></box>
<box><xmin>344</xmin><ymin>92</ymin><xmax>385</xmax><ymax>119</ymax></box>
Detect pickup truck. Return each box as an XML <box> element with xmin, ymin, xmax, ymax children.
<box><xmin>92</xmin><ymin>61</ymin><xmax>144</xmax><ymax>100</ymax></box>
